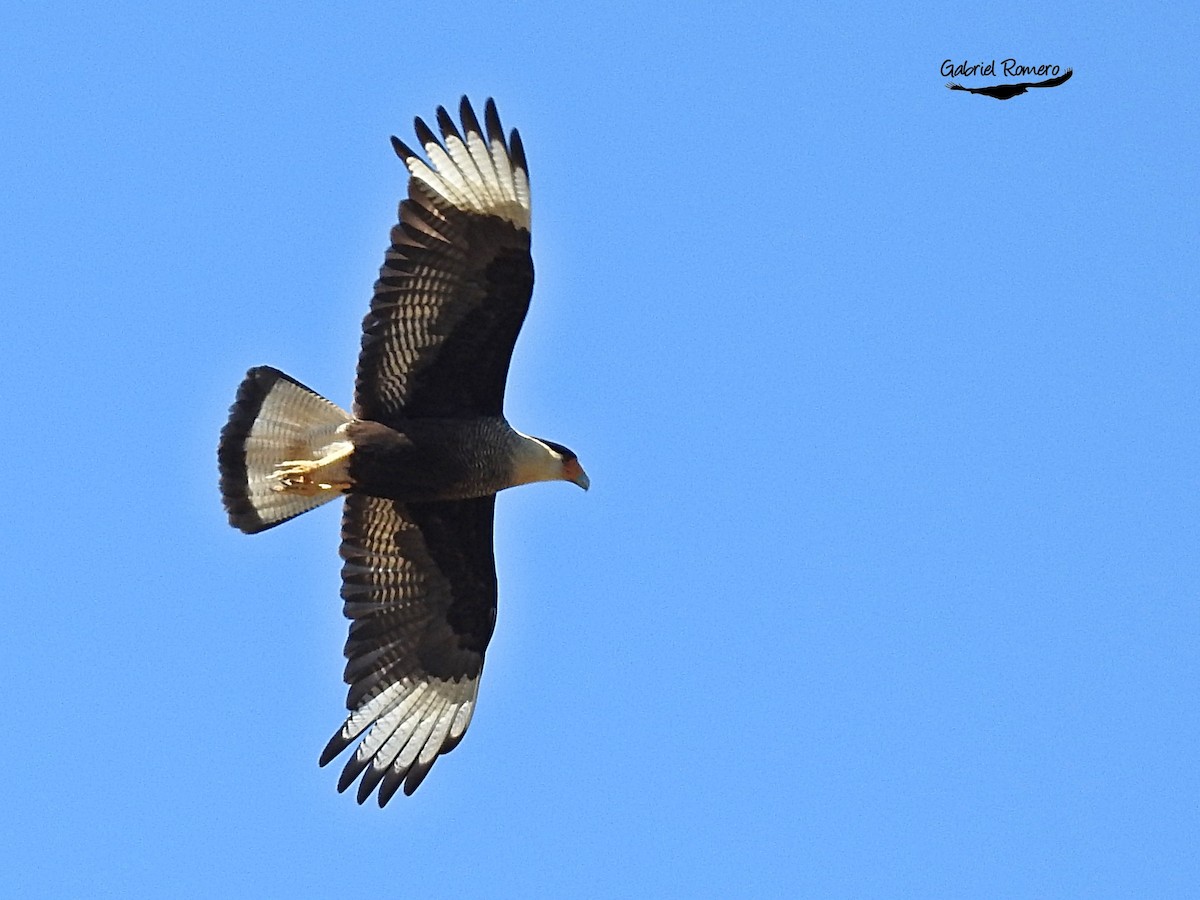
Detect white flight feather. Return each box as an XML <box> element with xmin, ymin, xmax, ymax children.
<box><xmin>465</xmin><ymin>128</ymin><xmax>503</xmax><ymax>205</ymax></box>
<box><xmin>353</xmin><ymin>681</ymin><xmax>429</xmax><ymax>762</ymax></box>
<box><xmin>392</xmin><ymin>697</ymin><xmax>444</xmax><ymax>771</ymax></box>
<box><xmin>441</xmin><ymin>133</ymin><xmax>489</xmax><ymax>209</ymax></box>
<box><xmin>450</xmin><ymin>697</ymin><xmax>475</xmax><ymax>740</ymax></box>
<box><xmin>374</xmin><ymin>688</ymin><xmax>442</xmax><ymax>771</ymax></box>
<box><xmin>417</xmin><ymin>139</ymin><xmax>476</xmax><ymax>208</ymax></box>
<box><xmin>418</xmin><ymin>698</ymin><xmax>460</xmax><ymax>766</ymax></box>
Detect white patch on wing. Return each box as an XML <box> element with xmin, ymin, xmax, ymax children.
<box><xmin>418</xmin><ymin>138</ymin><xmax>480</xmax><ymax>209</ymax></box>
<box><xmin>336</xmin><ymin>671</ymin><xmax>480</xmax><ymax>801</ymax></box>
<box><xmin>378</xmin><ymin>690</ymin><xmax>441</xmax><ymax>770</ymax></box>
<box><xmin>360</xmin><ymin>681</ymin><xmax>433</xmax><ymax>763</ymax></box>
<box><xmin>400</xmin><ymin>100</ymin><xmax>531</xmax><ymax>230</ymax></box>
<box><xmin>442</xmin><ymin>134</ymin><xmax>489</xmax><ymax>207</ymax></box>
<box><xmin>465</xmin><ymin>129</ymin><xmax>503</xmax><ymax>206</ymax></box>
<box><xmin>357</xmin><ymin>678</ymin><xmax>476</xmax><ymax>766</ymax></box>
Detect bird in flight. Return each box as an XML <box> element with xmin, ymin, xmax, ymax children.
<box><xmin>218</xmin><ymin>97</ymin><xmax>588</xmax><ymax>805</ymax></box>
<box><xmin>946</xmin><ymin>68</ymin><xmax>1073</xmax><ymax>100</ymax></box>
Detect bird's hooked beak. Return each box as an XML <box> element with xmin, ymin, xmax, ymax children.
<box><xmin>564</xmin><ymin>458</ymin><xmax>590</xmax><ymax>491</ymax></box>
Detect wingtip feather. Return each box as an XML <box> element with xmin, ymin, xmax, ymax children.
<box><xmin>319</xmin><ymin>731</ymin><xmax>348</xmax><ymax>768</ymax></box>
<box><xmin>390</xmin><ymin>135</ymin><xmax>416</xmax><ymax>161</ymax></box>
<box><xmin>435</xmin><ymin>105</ymin><xmax>461</xmax><ymax>142</ymax></box>
<box><xmin>483</xmin><ymin>97</ymin><xmax>507</xmax><ymax>153</ymax></box>
<box><xmin>413</xmin><ymin>115</ymin><xmax>438</xmax><ymax>149</ymax></box>
<box><xmin>356</xmin><ymin>762</ymin><xmax>388</xmax><ymax>804</ymax></box>
<box><xmin>510</xmin><ymin>129</ymin><xmax>527</xmax><ymax>174</ymax></box>
<box><xmin>459</xmin><ymin>96</ymin><xmax>483</xmax><ymax>141</ymax></box>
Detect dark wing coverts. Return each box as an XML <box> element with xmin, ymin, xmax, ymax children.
<box><xmin>323</xmin><ymin>98</ymin><xmax>535</xmax><ymax>803</ymax></box>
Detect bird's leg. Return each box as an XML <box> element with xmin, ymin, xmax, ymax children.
<box><xmin>270</xmin><ymin>441</ymin><xmax>354</xmax><ymax>495</ymax></box>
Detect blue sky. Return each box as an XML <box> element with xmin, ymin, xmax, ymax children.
<box><xmin>2</xmin><ymin>2</ymin><xmax>1197</xmax><ymax>896</ymax></box>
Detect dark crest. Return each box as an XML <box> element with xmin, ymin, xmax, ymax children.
<box><xmin>538</xmin><ymin>438</ymin><xmax>577</xmax><ymax>462</ymax></box>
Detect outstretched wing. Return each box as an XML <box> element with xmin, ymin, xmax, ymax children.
<box><xmin>1023</xmin><ymin>68</ymin><xmax>1073</xmax><ymax>90</ymax></box>
<box><xmin>355</xmin><ymin>97</ymin><xmax>534</xmax><ymax>423</ymax></box>
<box><xmin>322</xmin><ymin>494</ymin><xmax>498</xmax><ymax>804</ymax></box>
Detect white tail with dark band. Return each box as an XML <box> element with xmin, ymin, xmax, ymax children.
<box><xmin>218</xmin><ymin>366</ymin><xmax>353</xmax><ymax>533</ymax></box>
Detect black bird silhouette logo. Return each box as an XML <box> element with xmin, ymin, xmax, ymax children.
<box><xmin>947</xmin><ymin>68</ymin><xmax>1072</xmax><ymax>100</ymax></box>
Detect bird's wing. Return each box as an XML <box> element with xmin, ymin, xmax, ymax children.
<box><xmin>322</xmin><ymin>493</ymin><xmax>498</xmax><ymax>804</ymax></box>
<box><xmin>1025</xmin><ymin>69</ymin><xmax>1073</xmax><ymax>89</ymax></box>
<box><xmin>354</xmin><ymin>97</ymin><xmax>534</xmax><ymax>422</ymax></box>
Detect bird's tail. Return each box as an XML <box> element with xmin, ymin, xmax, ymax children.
<box><xmin>946</xmin><ymin>81</ymin><xmax>965</xmax><ymax>91</ymax></box>
<box><xmin>218</xmin><ymin>366</ymin><xmax>354</xmax><ymax>534</ymax></box>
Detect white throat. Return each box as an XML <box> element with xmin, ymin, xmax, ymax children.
<box><xmin>510</xmin><ymin>431</ymin><xmax>565</xmax><ymax>486</ymax></box>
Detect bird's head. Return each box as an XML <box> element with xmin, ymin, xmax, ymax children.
<box><xmin>540</xmin><ymin>439</ymin><xmax>590</xmax><ymax>491</ymax></box>
<box><xmin>516</xmin><ymin>435</ymin><xmax>589</xmax><ymax>490</ymax></box>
